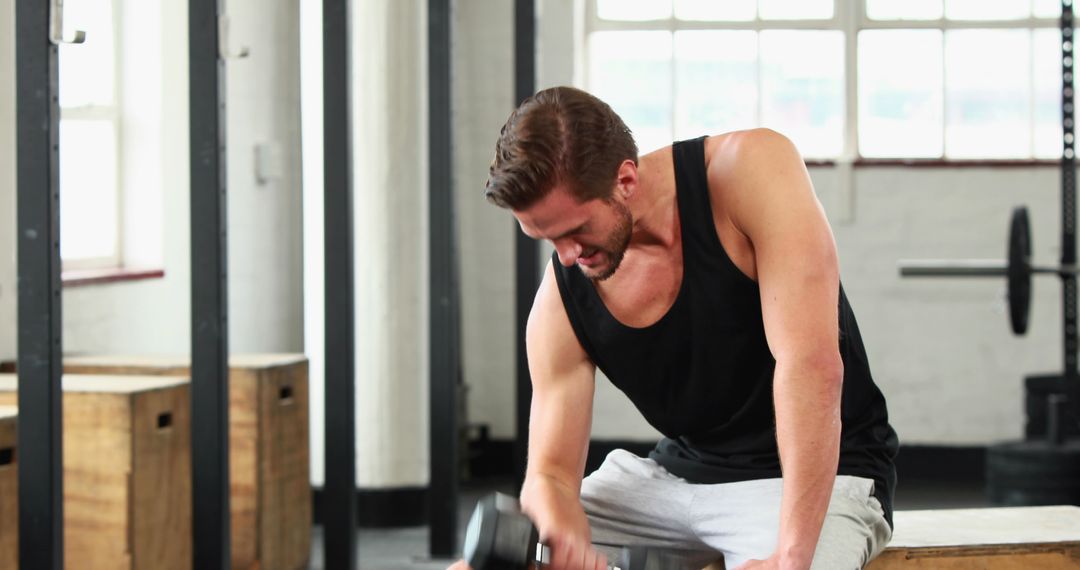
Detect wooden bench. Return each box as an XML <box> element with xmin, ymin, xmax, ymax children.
<box><xmin>0</xmin><ymin>375</ymin><xmax>191</xmax><ymax>570</ymax></box>
<box><xmin>0</xmin><ymin>406</ymin><xmax>16</xmax><ymax>570</ymax></box>
<box><xmin>867</xmin><ymin>506</ymin><xmax>1080</xmax><ymax>569</ymax></box>
<box><xmin>57</xmin><ymin>354</ymin><xmax>312</xmax><ymax>570</ymax></box>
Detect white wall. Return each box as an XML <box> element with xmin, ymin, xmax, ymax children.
<box><xmin>226</xmin><ymin>0</ymin><xmax>304</xmax><ymax>353</ymax></box>
<box><xmin>831</xmin><ymin>167</ymin><xmax>1063</xmax><ymax>443</ymax></box>
<box><xmin>0</xmin><ymin>0</ymin><xmax>15</xmax><ymax>362</ymax></box>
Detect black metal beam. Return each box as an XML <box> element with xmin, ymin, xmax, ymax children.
<box><xmin>15</xmin><ymin>1</ymin><xmax>64</xmax><ymax>568</ymax></box>
<box><xmin>189</xmin><ymin>0</ymin><xmax>231</xmax><ymax>566</ymax></box>
<box><xmin>1062</xmin><ymin>1</ymin><xmax>1078</xmax><ymax>380</ymax></box>
<box><xmin>429</xmin><ymin>0</ymin><xmax>459</xmax><ymax>557</ymax></box>
<box><xmin>322</xmin><ymin>0</ymin><xmax>358</xmax><ymax>567</ymax></box>
<box><xmin>513</xmin><ymin>0</ymin><xmax>538</xmax><ymax>493</ymax></box>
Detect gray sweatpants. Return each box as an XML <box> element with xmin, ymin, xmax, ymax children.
<box><xmin>580</xmin><ymin>449</ymin><xmax>892</xmax><ymax>569</ymax></box>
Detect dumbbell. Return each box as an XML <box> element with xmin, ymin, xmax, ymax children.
<box><xmin>462</xmin><ymin>492</ymin><xmax>686</xmax><ymax>570</ymax></box>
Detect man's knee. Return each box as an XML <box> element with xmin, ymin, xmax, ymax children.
<box><xmin>810</xmin><ymin>504</ymin><xmax>892</xmax><ymax>568</ymax></box>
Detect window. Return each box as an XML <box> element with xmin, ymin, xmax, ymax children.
<box><xmin>585</xmin><ymin>0</ymin><xmax>1070</xmax><ymax>161</ymax></box>
<box><xmin>59</xmin><ymin>0</ymin><xmax>121</xmax><ymax>269</ymax></box>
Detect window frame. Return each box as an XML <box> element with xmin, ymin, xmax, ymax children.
<box><xmin>582</xmin><ymin>0</ymin><xmax>1067</xmax><ymax>162</ymax></box>
<box><xmin>59</xmin><ymin>0</ymin><xmax>123</xmax><ymax>271</ymax></box>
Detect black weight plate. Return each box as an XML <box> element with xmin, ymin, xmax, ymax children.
<box><xmin>1009</xmin><ymin>207</ymin><xmax>1033</xmax><ymax>335</ymax></box>
<box><xmin>986</xmin><ymin>440</ymin><xmax>1080</xmax><ymax>506</ymax></box>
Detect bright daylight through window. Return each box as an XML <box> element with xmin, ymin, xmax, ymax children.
<box><xmin>59</xmin><ymin>0</ymin><xmax>120</xmax><ymax>269</ymax></box>
<box><xmin>587</xmin><ymin>0</ymin><xmax>1070</xmax><ymax>161</ymax></box>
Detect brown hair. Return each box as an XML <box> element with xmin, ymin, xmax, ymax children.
<box><xmin>485</xmin><ymin>86</ymin><xmax>638</xmax><ymax>210</ymax></box>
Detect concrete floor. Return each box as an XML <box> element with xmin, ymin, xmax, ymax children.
<box><xmin>305</xmin><ymin>477</ymin><xmax>991</xmax><ymax>570</ymax></box>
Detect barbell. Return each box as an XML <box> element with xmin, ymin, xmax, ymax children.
<box><xmin>898</xmin><ymin>207</ymin><xmax>1078</xmax><ymax>335</ymax></box>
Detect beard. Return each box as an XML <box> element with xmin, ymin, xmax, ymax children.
<box><xmin>582</xmin><ymin>199</ymin><xmax>633</xmax><ymax>282</ymax></box>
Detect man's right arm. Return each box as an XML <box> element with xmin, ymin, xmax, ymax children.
<box><xmin>519</xmin><ymin>261</ymin><xmax>608</xmax><ymax>570</ymax></box>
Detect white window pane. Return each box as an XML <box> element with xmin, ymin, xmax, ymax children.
<box><xmin>675</xmin><ymin>0</ymin><xmax>756</xmax><ymax>21</ymax></box>
<box><xmin>859</xmin><ymin>31</ymin><xmax>944</xmax><ymax>157</ymax></box>
<box><xmin>945</xmin><ymin>0</ymin><xmax>1029</xmax><ymax>20</ymax></box>
<box><xmin>760</xmin><ymin>0</ymin><xmax>833</xmax><ymax>20</ymax></box>
<box><xmin>1032</xmin><ymin>0</ymin><xmax>1072</xmax><ymax>17</ymax></box>
<box><xmin>1034</xmin><ymin>29</ymin><xmax>1064</xmax><ymax>158</ymax></box>
<box><xmin>945</xmin><ymin>30</ymin><xmax>1031</xmax><ymax>158</ymax></box>
<box><xmin>866</xmin><ymin>0</ymin><xmax>944</xmax><ymax>20</ymax></box>
<box><xmin>60</xmin><ymin>120</ymin><xmax>117</xmax><ymax>261</ymax></box>
<box><xmin>597</xmin><ymin>0</ymin><xmax>672</xmax><ymax>21</ymax></box>
<box><xmin>589</xmin><ymin>32</ymin><xmax>673</xmax><ymax>154</ymax></box>
<box><xmin>1033</xmin><ymin>0</ymin><xmax>1059</xmax><ymax>17</ymax></box>
<box><xmin>59</xmin><ymin>0</ymin><xmax>114</xmax><ymax>107</ymax></box>
<box><xmin>675</xmin><ymin>31</ymin><xmax>758</xmax><ymax>138</ymax></box>
<box><xmin>760</xmin><ymin>31</ymin><xmax>844</xmax><ymax>158</ymax></box>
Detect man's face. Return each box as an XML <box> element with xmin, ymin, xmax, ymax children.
<box><xmin>513</xmin><ymin>185</ymin><xmax>633</xmax><ymax>281</ymax></box>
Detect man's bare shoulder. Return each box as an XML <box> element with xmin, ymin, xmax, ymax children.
<box><xmin>704</xmin><ymin>128</ymin><xmax>801</xmax><ymax>176</ymax></box>
<box><xmin>699</xmin><ymin>129</ymin><xmax>815</xmax><ymax>251</ymax></box>
<box><xmin>527</xmin><ymin>261</ymin><xmax>592</xmax><ymax>371</ymax></box>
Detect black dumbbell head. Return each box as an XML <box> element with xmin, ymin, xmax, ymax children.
<box><xmin>463</xmin><ymin>493</ymin><xmax>541</xmax><ymax>570</ymax></box>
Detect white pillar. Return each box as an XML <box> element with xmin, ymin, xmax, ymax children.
<box><xmin>349</xmin><ymin>0</ymin><xmax>430</xmax><ymax>489</ymax></box>
<box><xmin>0</xmin><ymin>1</ymin><xmax>15</xmax><ymax>361</ymax></box>
<box><xmin>303</xmin><ymin>0</ymin><xmax>430</xmax><ymax>489</ymax></box>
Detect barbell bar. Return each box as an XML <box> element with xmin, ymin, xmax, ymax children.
<box><xmin>899</xmin><ymin>261</ymin><xmax>1074</xmax><ymax>277</ymax></box>
<box><xmin>896</xmin><ymin>206</ymin><xmax>1060</xmax><ymax>336</ymax></box>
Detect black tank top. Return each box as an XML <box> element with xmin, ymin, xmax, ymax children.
<box><xmin>553</xmin><ymin>136</ymin><xmax>899</xmax><ymax>525</ymax></box>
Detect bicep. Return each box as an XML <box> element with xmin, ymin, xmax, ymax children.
<box><xmin>524</xmin><ymin>263</ymin><xmax>598</xmax><ymax>487</ymax></box>
<box><xmin>710</xmin><ymin>130</ymin><xmax>840</xmax><ymax>362</ymax></box>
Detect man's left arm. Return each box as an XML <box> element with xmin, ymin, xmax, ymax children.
<box><xmin>709</xmin><ymin>129</ymin><xmax>844</xmax><ymax>570</ymax></box>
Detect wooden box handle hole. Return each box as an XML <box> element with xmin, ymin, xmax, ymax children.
<box><xmin>279</xmin><ymin>385</ymin><xmax>294</xmax><ymax>405</ymax></box>
<box><xmin>0</xmin><ymin>447</ymin><xmax>13</xmax><ymax>467</ymax></box>
<box><xmin>157</xmin><ymin>412</ymin><xmax>173</xmax><ymax>431</ymax></box>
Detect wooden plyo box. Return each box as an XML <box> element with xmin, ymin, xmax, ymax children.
<box><xmin>60</xmin><ymin>354</ymin><xmax>312</xmax><ymax>570</ymax></box>
<box><xmin>0</xmin><ymin>406</ymin><xmax>16</xmax><ymax>570</ymax></box>
<box><xmin>0</xmin><ymin>375</ymin><xmax>191</xmax><ymax>570</ymax></box>
<box><xmin>867</xmin><ymin>505</ymin><xmax>1080</xmax><ymax>569</ymax></box>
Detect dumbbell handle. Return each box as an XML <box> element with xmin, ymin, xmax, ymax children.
<box><xmin>532</xmin><ymin>543</ymin><xmax>624</xmax><ymax>570</ymax></box>
<box><xmin>534</xmin><ymin>543</ymin><xmax>680</xmax><ymax>570</ymax></box>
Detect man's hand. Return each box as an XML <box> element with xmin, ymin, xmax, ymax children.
<box><xmin>522</xmin><ymin>474</ymin><xmax>607</xmax><ymax>570</ymax></box>
<box><xmin>544</xmin><ymin>533</ymin><xmax>609</xmax><ymax>570</ymax></box>
<box><xmin>734</xmin><ymin>550</ymin><xmax>817</xmax><ymax>570</ymax></box>
<box><xmin>733</xmin><ymin>557</ymin><xmax>779</xmax><ymax>570</ymax></box>
<box><xmin>733</xmin><ymin>555</ymin><xmax>794</xmax><ymax>570</ymax></box>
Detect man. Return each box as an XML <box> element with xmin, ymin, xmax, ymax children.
<box><xmin>459</xmin><ymin>86</ymin><xmax>898</xmax><ymax>570</ymax></box>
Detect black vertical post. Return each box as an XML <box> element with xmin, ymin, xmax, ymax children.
<box><xmin>1062</xmin><ymin>1</ymin><xmax>1078</xmax><ymax>380</ymax></box>
<box><xmin>15</xmin><ymin>2</ymin><xmax>64</xmax><ymax>568</ymax></box>
<box><xmin>429</xmin><ymin>0</ymin><xmax>459</xmax><ymax>557</ymax></box>
<box><xmin>323</xmin><ymin>0</ymin><xmax>358</xmax><ymax>567</ymax></box>
<box><xmin>513</xmin><ymin>0</ymin><xmax>538</xmax><ymax>493</ymax></box>
<box><xmin>190</xmin><ymin>0</ymin><xmax>231</xmax><ymax>566</ymax></box>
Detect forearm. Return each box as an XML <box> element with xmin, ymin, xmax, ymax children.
<box><xmin>773</xmin><ymin>357</ymin><xmax>843</xmax><ymax>568</ymax></box>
